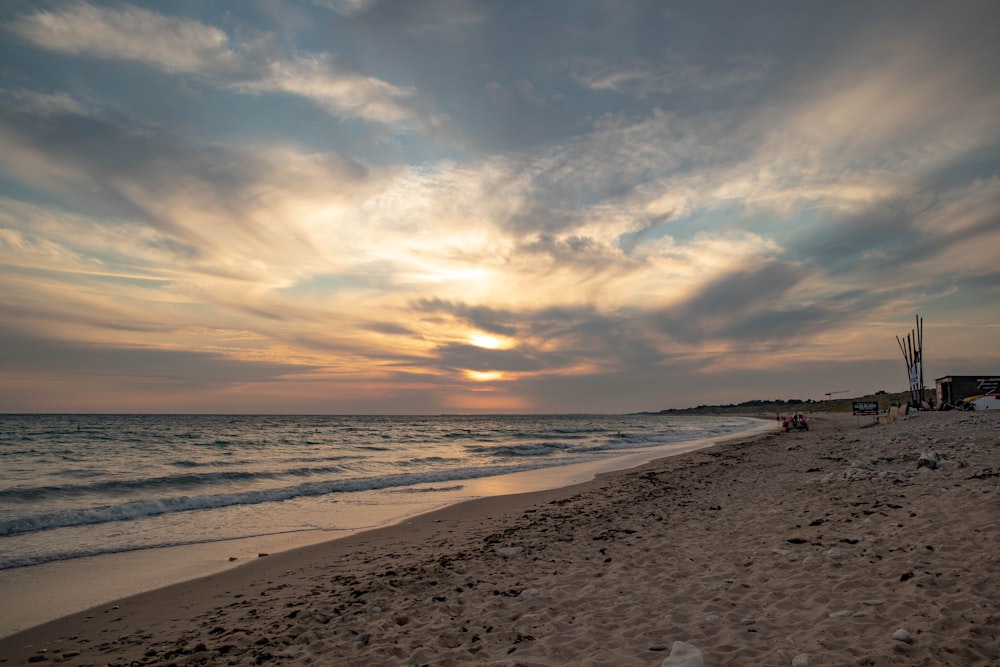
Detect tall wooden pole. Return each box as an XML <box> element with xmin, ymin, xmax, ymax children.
<box><xmin>917</xmin><ymin>315</ymin><xmax>924</xmax><ymax>397</ymax></box>
<box><xmin>896</xmin><ymin>315</ymin><xmax>927</xmax><ymax>409</ymax></box>
<box><xmin>896</xmin><ymin>335</ymin><xmax>908</xmax><ymax>369</ymax></box>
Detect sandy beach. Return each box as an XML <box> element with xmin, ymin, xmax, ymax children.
<box><xmin>1</xmin><ymin>410</ymin><xmax>997</xmax><ymax>666</ymax></box>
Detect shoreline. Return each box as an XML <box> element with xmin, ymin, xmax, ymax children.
<box><xmin>0</xmin><ymin>418</ymin><xmax>776</xmax><ymax>639</ymax></box>
<box><xmin>1</xmin><ymin>411</ymin><xmax>997</xmax><ymax>665</ymax></box>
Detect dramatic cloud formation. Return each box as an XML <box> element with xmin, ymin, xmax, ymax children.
<box><xmin>0</xmin><ymin>0</ymin><xmax>997</xmax><ymax>413</ymax></box>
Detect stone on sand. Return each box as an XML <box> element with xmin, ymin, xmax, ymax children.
<box><xmin>892</xmin><ymin>628</ymin><xmax>914</xmax><ymax>644</ymax></box>
<box><xmin>916</xmin><ymin>451</ymin><xmax>939</xmax><ymax>469</ymax></box>
<box><xmin>661</xmin><ymin>640</ymin><xmax>704</xmax><ymax>667</ymax></box>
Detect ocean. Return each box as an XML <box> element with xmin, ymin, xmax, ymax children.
<box><xmin>0</xmin><ymin>413</ymin><xmax>764</xmax><ymax>575</ymax></box>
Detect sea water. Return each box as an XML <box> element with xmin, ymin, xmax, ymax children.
<box><xmin>0</xmin><ymin>413</ymin><xmax>765</xmax><ymax>632</ymax></box>
<box><xmin>0</xmin><ymin>413</ymin><xmax>764</xmax><ymax>569</ymax></box>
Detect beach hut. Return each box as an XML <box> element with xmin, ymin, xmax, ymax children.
<box><xmin>935</xmin><ymin>375</ymin><xmax>1000</xmax><ymax>409</ymax></box>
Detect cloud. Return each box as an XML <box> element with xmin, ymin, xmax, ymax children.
<box><xmin>0</xmin><ymin>103</ymin><xmax>393</xmax><ymax>369</ymax></box>
<box><xmin>232</xmin><ymin>53</ymin><xmax>442</xmax><ymax>130</ymax></box>
<box><xmin>8</xmin><ymin>2</ymin><xmax>443</xmax><ymax>132</ymax></box>
<box><xmin>3</xmin><ymin>89</ymin><xmax>97</xmax><ymax>117</ymax></box>
<box><xmin>0</xmin><ymin>328</ymin><xmax>312</xmax><ymax>383</ymax></box>
<box><xmin>433</xmin><ymin>343</ymin><xmax>545</xmax><ymax>374</ymax></box>
<box><xmin>313</xmin><ymin>0</ymin><xmax>377</xmax><ymax>15</ymax></box>
<box><xmin>9</xmin><ymin>2</ymin><xmax>240</xmax><ymax>76</ymax></box>
<box><xmin>573</xmin><ymin>54</ymin><xmax>771</xmax><ymax>98</ymax></box>
<box><xmin>0</xmin><ymin>99</ymin><xmax>374</xmax><ymax>268</ymax></box>
<box><xmin>343</xmin><ymin>0</ymin><xmax>490</xmax><ymax>33</ymax></box>
<box><xmin>0</xmin><ymin>328</ymin><xmax>324</xmax><ymax>412</ymax></box>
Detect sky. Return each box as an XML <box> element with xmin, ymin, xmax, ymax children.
<box><xmin>0</xmin><ymin>0</ymin><xmax>998</xmax><ymax>414</ymax></box>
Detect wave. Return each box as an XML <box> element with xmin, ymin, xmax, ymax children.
<box><xmin>509</xmin><ymin>430</ymin><xmax>590</xmax><ymax>440</ymax></box>
<box><xmin>459</xmin><ymin>420</ymin><xmax>758</xmax><ymax>458</ymax></box>
<box><xmin>464</xmin><ymin>441</ymin><xmax>574</xmax><ymax>457</ymax></box>
<box><xmin>0</xmin><ymin>463</ymin><xmax>556</xmax><ymax>538</ymax></box>
<box><xmin>0</xmin><ymin>461</ymin><xmax>366</xmax><ymax>502</ymax></box>
<box><xmin>0</xmin><ymin>527</ymin><xmax>324</xmax><ymax>570</ymax></box>
<box><xmin>387</xmin><ymin>484</ymin><xmax>465</xmax><ymax>494</ymax></box>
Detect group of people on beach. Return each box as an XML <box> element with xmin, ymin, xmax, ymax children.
<box><xmin>777</xmin><ymin>412</ymin><xmax>809</xmax><ymax>431</ymax></box>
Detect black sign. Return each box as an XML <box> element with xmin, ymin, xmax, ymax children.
<box><xmin>977</xmin><ymin>377</ymin><xmax>1000</xmax><ymax>393</ymax></box>
<box><xmin>853</xmin><ymin>401</ymin><xmax>878</xmax><ymax>415</ymax></box>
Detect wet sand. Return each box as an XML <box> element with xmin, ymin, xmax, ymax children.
<box><xmin>1</xmin><ymin>411</ymin><xmax>997</xmax><ymax>665</ymax></box>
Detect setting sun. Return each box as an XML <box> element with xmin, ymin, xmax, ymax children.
<box><xmin>468</xmin><ymin>333</ymin><xmax>514</xmax><ymax>350</ymax></box>
<box><xmin>464</xmin><ymin>370</ymin><xmax>506</xmax><ymax>382</ymax></box>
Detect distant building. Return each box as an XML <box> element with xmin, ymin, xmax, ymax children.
<box><xmin>935</xmin><ymin>375</ymin><xmax>1000</xmax><ymax>410</ymax></box>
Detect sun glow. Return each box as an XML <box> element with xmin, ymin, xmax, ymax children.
<box><xmin>464</xmin><ymin>370</ymin><xmax>505</xmax><ymax>382</ymax></box>
<box><xmin>468</xmin><ymin>333</ymin><xmax>514</xmax><ymax>350</ymax></box>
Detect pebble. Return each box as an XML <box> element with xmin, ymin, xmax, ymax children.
<box><xmin>791</xmin><ymin>654</ymin><xmax>809</xmax><ymax>666</ymax></box>
<box><xmin>661</xmin><ymin>641</ymin><xmax>704</xmax><ymax>667</ymax></box>
<box><xmin>495</xmin><ymin>546</ymin><xmax>523</xmax><ymax>558</ymax></box>
<box><xmin>892</xmin><ymin>628</ymin><xmax>913</xmax><ymax>644</ymax></box>
<box><xmin>916</xmin><ymin>451</ymin><xmax>939</xmax><ymax>469</ymax></box>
